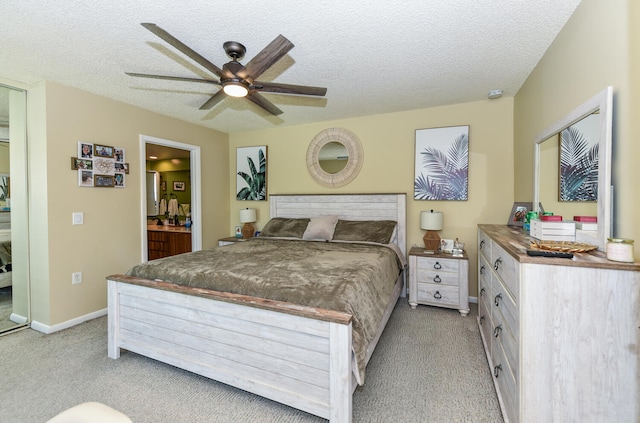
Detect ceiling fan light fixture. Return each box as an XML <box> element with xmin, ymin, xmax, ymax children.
<box><xmin>223</xmin><ymin>80</ymin><xmax>249</xmax><ymax>97</ymax></box>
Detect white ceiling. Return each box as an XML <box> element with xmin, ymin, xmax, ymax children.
<box><xmin>1</xmin><ymin>0</ymin><xmax>582</xmax><ymax>134</ymax></box>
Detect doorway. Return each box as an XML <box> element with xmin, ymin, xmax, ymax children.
<box><xmin>140</xmin><ymin>135</ymin><xmax>202</xmax><ymax>261</ymax></box>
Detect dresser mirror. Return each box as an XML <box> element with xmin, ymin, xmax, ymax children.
<box><xmin>306</xmin><ymin>128</ymin><xmax>363</xmax><ymax>188</ymax></box>
<box><xmin>533</xmin><ymin>86</ymin><xmax>613</xmax><ymax>251</ymax></box>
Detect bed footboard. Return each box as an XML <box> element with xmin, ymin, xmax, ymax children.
<box><xmin>108</xmin><ymin>277</ymin><xmax>354</xmax><ymax>422</ymax></box>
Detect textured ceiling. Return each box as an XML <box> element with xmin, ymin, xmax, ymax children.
<box><xmin>0</xmin><ymin>0</ymin><xmax>582</xmax><ymax>134</ymax></box>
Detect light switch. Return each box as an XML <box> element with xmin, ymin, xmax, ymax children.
<box><xmin>72</xmin><ymin>212</ymin><xmax>84</xmax><ymax>225</ymax></box>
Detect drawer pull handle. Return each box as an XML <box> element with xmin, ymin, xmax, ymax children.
<box><xmin>493</xmin><ymin>257</ymin><xmax>502</xmax><ymax>270</ymax></box>
<box><xmin>494</xmin><ymin>293</ymin><xmax>502</xmax><ymax>307</ymax></box>
<box><xmin>480</xmin><ymin>240</ymin><xmax>485</xmax><ymax>249</ymax></box>
<box><xmin>480</xmin><ymin>265</ymin><xmax>485</xmax><ymax>275</ymax></box>
<box><xmin>433</xmin><ymin>262</ymin><xmax>442</xmax><ymax>270</ymax></box>
<box><xmin>434</xmin><ymin>291</ymin><xmax>442</xmax><ymax>300</ymax></box>
<box><xmin>494</xmin><ymin>364</ymin><xmax>502</xmax><ymax>378</ymax></box>
<box><xmin>480</xmin><ymin>287</ymin><xmax>485</xmax><ymax>297</ymax></box>
<box><xmin>493</xmin><ymin>324</ymin><xmax>502</xmax><ymax>338</ymax></box>
<box><xmin>433</xmin><ymin>275</ymin><xmax>442</xmax><ymax>283</ymax></box>
<box><xmin>479</xmin><ymin>315</ymin><xmax>485</xmax><ymax>324</ymax></box>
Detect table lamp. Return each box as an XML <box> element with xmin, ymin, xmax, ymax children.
<box><xmin>239</xmin><ymin>208</ymin><xmax>257</xmax><ymax>239</ymax></box>
<box><xmin>421</xmin><ymin>210</ymin><xmax>443</xmax><ymax>251</ymax></box>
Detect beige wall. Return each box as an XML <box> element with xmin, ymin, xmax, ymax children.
<box><xmin>29</xmin><ymin>81</ymin><xmax>229</xmax><ymax>326</ymax></box>
<box><xmin>514</xmin><ymin>0</ymin><xmax>638</xmax><ymax>258</ymax></box>
<box><xmin>230</xmin><ymin>99</ymin><xmax>515</xmax><ymax>297</ymax></box>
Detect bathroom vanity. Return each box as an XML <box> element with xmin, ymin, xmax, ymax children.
<box><xmin>147</xmin><ymin>225</ymin><xmax>192</xmax><ymax>260</ymax></box>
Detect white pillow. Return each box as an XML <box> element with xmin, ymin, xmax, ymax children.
<box><xmin>302</xmin><ymin>215</ymin><xmax>339</xmax><ymax>241</ymax></box>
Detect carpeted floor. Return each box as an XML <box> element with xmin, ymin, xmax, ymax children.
<box><xmin>0</xmin><ymin>300</ymin><xmax>503</xmax><ymax>422</ymax></box>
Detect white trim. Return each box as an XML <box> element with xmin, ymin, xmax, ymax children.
<box><xmin>30</xmin><ymin>308</ymin><xmax>107</xmax><ymax>334</ymax></box>
<box><xmin>139</xmin><ymin>135</ymin><xmax>202</xmax><ymax>261</ymax></box>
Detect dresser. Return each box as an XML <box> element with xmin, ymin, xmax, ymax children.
<box><xmin>477</xmin><ymin>224</ymin><xmax>640</xmax><ymax>422</ymax></box>
<box><xmin>408</xmin><ymin>247</ymin><xmax>469</xmax><ymax>316</ymax></box>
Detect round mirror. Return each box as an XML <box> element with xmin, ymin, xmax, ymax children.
<box><xmin>319</xmin><ymin>142</ymin><xmax>349</xmax><ymax>174</ymax></box>
<box><xmin>307</xmin><ymin>128</ymin><xmax>363</xmax><ymax>188</ymax></box>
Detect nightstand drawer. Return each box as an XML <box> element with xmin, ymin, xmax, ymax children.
<box><xmin>415</xmin><ymin>256</ymin><xmax>459</xmax><ymax>274</ymax></box>
<box><xmin>416</xmin><ymin>283</ymin><xmax>459</xmax><ymax>307</ymax></box>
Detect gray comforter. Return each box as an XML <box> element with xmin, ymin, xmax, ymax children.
<box><xmin>126</xmin><ymin>237</ymin><xmax>403</xmax><ymax>383</ymax></box>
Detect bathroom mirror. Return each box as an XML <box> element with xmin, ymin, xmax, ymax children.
<box><xmin>533</xmin><ymin>86</ymin><xmax>613</xmax><ymax>251</ymax></box>
<box><xmin>307</xmin><ymin>128</ymin><xmax>363</xmax><ymax>188</ymax></box>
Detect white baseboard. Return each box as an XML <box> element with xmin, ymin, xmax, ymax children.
<box><xmin>30</xmin><ymin>308</ymin><xmax>107</xmax><ymax>334</ymax></box>
<box><xmin>10</xmin><ymin>312</ymin><xmax>28</xmax><ymax>324</ymax></box>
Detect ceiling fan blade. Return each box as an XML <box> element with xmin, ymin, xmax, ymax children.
<box><xmin>252</xmin><ymin>81</ymin><xmax>327</xmax><ymax>97</ymax></box>
<box><xmin>199</xmin><ymin>90</ymin><xmax>226</xmax><ymax>110</ymax></box>
<box><xmin>246</xmin><ymin>92</ymin><xmax>283</xmax><ymax>115</ymax></box>
<box><xmin>140</xmin><ymin>23</ymin><xmax>233</xmax><ymax>79</ymax></box>
<box><xmin>238</xmin><ymin>35</ymin><xmax>294</xmax><ymax>81</ymax></box>
<box><xmin>126</xmin><ymin>72</ymin><xmax>220</xmax><ymax>85</ymax></box>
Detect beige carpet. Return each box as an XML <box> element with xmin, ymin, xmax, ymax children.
<box><xmin>0</xmin><ymin>300</ymin><xmax>503</xmax><ymax>422</ymax></box>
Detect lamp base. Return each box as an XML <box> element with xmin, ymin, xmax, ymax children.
<box><xmin>241</xmin><ymin>222</ymin><xmax>255</xmax><ymax>239</ymax></box>
<box><xmin>423</xmin><ymin>230</ymin><xmax>441</xmax><ymax>252</ymax></box>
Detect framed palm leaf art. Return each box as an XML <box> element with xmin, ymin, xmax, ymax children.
<box><xmin>559</xmin><ymin>113</ymin><xmax>599</xmax><ymax>201</ymax></box>
<box><xmin>236</xmin><ymin>146</ymin><xmax>267</xmax><ymax>201</ymax></box>
<box><xmin>414</xmin><ymin>125</ymin><xmax>469</xmax><ymax>200</ymax></box>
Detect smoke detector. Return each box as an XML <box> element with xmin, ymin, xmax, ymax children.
<box><xmin>488</xmin><ymin>89</ymin><xmax>503</xmax><ymax>100</ymax></box>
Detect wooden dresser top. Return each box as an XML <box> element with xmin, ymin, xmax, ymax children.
<box><xmin>479</xmin><ymin>224</ymin><xmax>640</xmax><ymax>272</ymax></box>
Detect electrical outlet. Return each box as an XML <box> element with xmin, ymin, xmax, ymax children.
<box><xmin>72</xmin><ymin>272</ymin><xmax>82</xmax><ymax>285</ymax></box>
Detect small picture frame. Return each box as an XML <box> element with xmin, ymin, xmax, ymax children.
<box><xmin>114</xmin><ymin>148</ymin><xmax>125</xmax><ymax>163</ymax></box>
<box><xmin>94</xmin><ymin>144</ymin><xmax>114</xmax><ymax>158</ymax></box>
<box><xmin>71</xmin><ymin>157</ymin><xmax>93</xmax><ymax>170</ymax></box>
<box><xmin>235</xmin><ymin>226</ymin><xmax>242</xmax><ymax>238</ymax></box>
<box><xmin>94</xmin><ymin>174</ymin><xmax>115</xmax><ymax>187</ymax></box>
<box><xmin>508</xmin><ymin>202</ymin><xmax>533</xmax><ymax>227</ymax></box>
<box><xmin>114</xmin><ymin>162</ymin><xmax>128</xmax><ymax>173</ymax></box>
<box><xmin>173</xmin><ymin>181</ymin><xmax>186</xmax><ymax>191</ymax></box>
<box><xmin>78</xmin><ymin>170</ymin><xmax>93</xmax><ymax>187</ymax></box>
<box><xmin>114</xmin><ymin>173</ymin><xmax>125</xmax><ymax>188</ymax></box>
<box><xmin>440</xmin><ymin>239</ymin><xmax>455</xmax><ymax>253</ymax></box>
<box><xmin>78</xmin><ymin>142</ymin><xmax>94</xmax><ymax>159</ymax></box>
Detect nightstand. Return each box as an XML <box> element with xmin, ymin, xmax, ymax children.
<box><xmin>218</xmin><ymin>236</ymin><xmax>248</xmax><ymax>246</ymax></box>
<box><xmin>408</xmin><ymin>247</ymin><xmax>469</xmax><ymax>316</ymax></box>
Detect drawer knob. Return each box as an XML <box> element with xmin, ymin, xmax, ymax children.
<box><xmin>433</xmin><ymin>291</ymin><xmax>442</xmax><ymax>300</ymax></box>
<box><xmin>493</xmin><ymin>257</ymin><xmax>502</xmax><ymax>271</ymax></box>
<box><xmin>493</xmin><ymin>324</ymin><xmax>502</xmax><ymax>338</ymax></box>
<box><xmin>494</xmin><ymin>293</ymin><xmax>502</xmax><ymax>307</ymax></box>
<box><xmin>480</xmin><ymin>265</ymin><xmax>485</xmax><ymax>275</ymax></box>
<box><xmin>433</xmin><ymin>262</ymin><xmax>442</xmax><ymax>270</ymax></box>
<box><xmin>480</xmin><ymin>240</ymin><xmax>485</xmax><ymax>249</ymax></box>
<box><xmin>480</xmin><ymin>287</ymin><xmax>485</xmax><ymax>297</ymax></box>
<box><xmin>433</xmin><ymin>275</ymin><xmax>442</xmax><ymax>283</ymax></box>
<box><xmin>493</xmin><ymin>364</ymin><xmax>502</xmax><ymax>378</ymax></box>
<box><xmin>479</xmin><ymin>315</ymin><xmax>485</xmax><ymax>324</ymax></box>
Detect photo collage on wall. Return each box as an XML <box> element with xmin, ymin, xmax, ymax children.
<box><xmin>72</xmin><ymin>142</ymin><xmax>129</xmax><ymax>188</ymax></box>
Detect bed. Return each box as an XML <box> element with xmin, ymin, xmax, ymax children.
<box><xmin>107</xmin><ymin>194</ymin><xmax>406</xmax><ymax>422</ymax></box>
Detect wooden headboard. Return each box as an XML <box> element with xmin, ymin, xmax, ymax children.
<box><xmin>269</xmin><ymin>194</ymin><xmax>407</xmax><ymax>258</ymax></box>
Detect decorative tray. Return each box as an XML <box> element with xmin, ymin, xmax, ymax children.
<box><xmin>530</xmin><ymin>240</ymin><xmax>598</xmax><ymax>253</ymax></box>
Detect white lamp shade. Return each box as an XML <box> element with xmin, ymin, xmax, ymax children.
<box><xmin>239</xmin><ymin>208</ymin><xmax>257</xmax><ymax>223</ymax></box>
<box><xmin>420</xmin><ymin>210</ymin><xmax>443</xmax><ymax>230</ymax></box>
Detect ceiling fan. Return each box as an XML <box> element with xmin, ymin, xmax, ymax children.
<box><xmin>126</xmin><ymin>23</ymin><xmax>327</xmax><ymax>116</ymax></box>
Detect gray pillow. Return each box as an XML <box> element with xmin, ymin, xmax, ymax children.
<box><xmin>260</xmin><ymin>217</ymin><xmax>310</xmax><ymax>238</ymax></box>
<box><xmin>332</xmin><ymin>220</ymin><xmax>397</xmax><ymax>244</ymax></box>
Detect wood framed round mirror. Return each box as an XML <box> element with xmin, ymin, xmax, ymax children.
<box><xmin>306</xmin><ymin>128</ymin><xmax>363</xmax><ymax>188</ymax></box>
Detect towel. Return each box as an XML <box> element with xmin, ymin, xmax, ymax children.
<box><xmin>168</xmin><ymin>198</ymin><xmax>179</xmax><ymax>217</ymax></box>
<box><xmin>159</xmin><ymin>198</ymin><xmax>167</xmax><ymax>215</ymax></box>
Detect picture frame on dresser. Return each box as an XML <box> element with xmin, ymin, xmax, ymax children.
<box><xmin>507</xmin><ymin>202</ymin><xmax>532</xmax><ymax>226</ymax></box>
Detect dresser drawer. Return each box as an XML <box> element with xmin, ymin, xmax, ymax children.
<box><xmin>491</xmin><ymin>276</ymin><xmax>519</xmax><ymax>342</ymax></box>
<box><xmin>490</xmin><ymin>243</ymin><xmax>519</xmax><ymax>298</ymax></box>
<box><xmin>478</xmin><ymin>298</ymin><xmax>493</xmax><ymax>353</ymax></box>
<box><xmin>478</xmin><ymin>229</ymin><xmax>492</xmax><ymax>262</ymax></box>
<box><xmin>415</xmin><ymin>271</ymin><xmax>460</xmax><ymax>286</ymax></box>
<box><xmin>491</xmin><ymin>337</ymin><xmax>519</xmax><ymax>423</ymax></box>
<box><xmin>416</xmin><ymin>283</ymin><xmax>459</xmax><ymax>308</ymax></box>
<box><xmin>491</xmin><ymin>305</ymin><xmax>519</xmax><ymax>382</ymax></box>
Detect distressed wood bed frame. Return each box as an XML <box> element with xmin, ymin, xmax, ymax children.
<box><xmin>107</xmin><ymin>194</ymin><xmax>406</xmax><ymax>422</ymax></box>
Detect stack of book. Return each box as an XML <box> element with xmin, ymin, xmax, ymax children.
<box><xmin>573</xmin><ymin>216</ymin><xmax>598</xmax><ymax>244</ymax></box>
